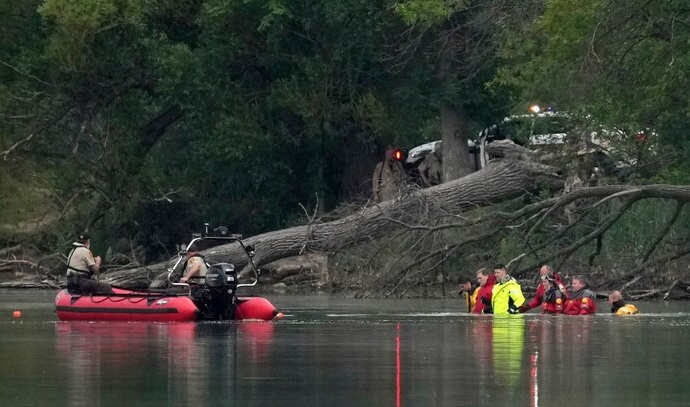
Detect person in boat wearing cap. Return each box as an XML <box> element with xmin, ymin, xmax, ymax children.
<box><xmin>457</xmin><ymin>274</ymin><xmax>480</xmax><ymax>313</ymax></box>
<box><xmin>66</xmin><ymin>232</ymin><xmax>113</xmax><ymax>295</ymax></box>
<box><xmin>491</xmin><ymin>264</ymin><xmax>525</xmax><ymax>315</ymax></box>
<box><xmin>179</xmin><ymin>243</ymin><xmax>209</xmax><ymax>284</ymax></box>
<box><xmin>473</xmin><ymin>268</ymin><xmax>495</xmax><ymax>314</ymax></box>
<box><xmin>564</xmin><ymin>275</ymin><xmax>597</xmax><ymax>315</ymax></box>
<box><xmin>519</xmin><ymin>264</ymin><xmax>566</xmax><ymax>313</ymax></box>
<box><xmin>608</xmin><ymin>290</ymin><xmax>639</xmax><ymax>315</ymax></box>
<box><xmin>539</xmin><ymin>276</ymin><xmax>568</xmax><ymax>314</ymax></box>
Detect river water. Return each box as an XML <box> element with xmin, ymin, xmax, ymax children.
<box><xmin>1</xmin><ymin>289</ymin><xmax>689</xmax><ymax>407</ymax></box>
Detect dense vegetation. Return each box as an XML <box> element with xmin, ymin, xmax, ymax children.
<box><xmin>2</xmin><ymin>0</ymin><xmax>689</xmax><ymax>294</ymax></box>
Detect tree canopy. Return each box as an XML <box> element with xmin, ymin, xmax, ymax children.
<box><xmin>1</xmin><ymin>0</ymin><xmax>689</xmax><ymax>296</ymax></box>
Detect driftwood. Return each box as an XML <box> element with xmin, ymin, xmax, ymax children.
<box><xmin>623</xmin><ymin>281</ymin><xmax>690</xmax><ymax>300</ymax></box>
<box><xmin>0</xmin><ymin>279</ymin><xmax>61</xmax><ymax>289</ymax></box>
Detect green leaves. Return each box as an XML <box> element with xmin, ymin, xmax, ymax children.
<box><xmin>393</xmin><ymin>0</ymin><xmax>468</xmax><ymax>27</ymax></box>
<box><xmin>258</xmin><ymin>0</ymin><xmax>293</xmax><ymax>32</ymax></box>
<box><xmin>38</xmin><ymin>0</ymin><xmax>145</xmax><ymax>72</ymax></box>
<box><xmin>496</xmin><ymin>0</ymin><xmax>690</xmax><ymax>182</ymax></box>
<box><xmin>7</xmin><ymin>0</ymin><xmax>687</xmax><ymax>267</ymax></box>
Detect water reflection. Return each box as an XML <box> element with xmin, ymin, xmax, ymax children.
<box><xmin>238</xmin><ymin>321</ymin><xmax>275</xmax><ymax>362</ymax></box>
<box><xmin>470</xmin><ymin>317</ymin><xmax>493</xmax><ymax>403</ymax></box>
<box><xmin>492</xmin><ymin>315</ymin><xmax>525</xmax><ymax>397</ymax></box>
<box><xmin>54</xmin><ymin>321</ymin><xmax>275</xmax><ymax>407</ymax></box>
<box><xmin>4</xmin><ymin>292</ymin><xmax>690</xmax><ymax>407</ymax></box>
<box><xmin>455</xmin><ymin>315</ymin><xmax>598</xmax><ymax>406</ymax></box>
<box><xmin>525</xmin><ymin>316</ymin><xmax>594</xmax><ymax>406</ymax></box>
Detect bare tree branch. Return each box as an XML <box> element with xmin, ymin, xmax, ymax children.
<box><xmin>1</xmin><ymin>133</ymin><xmax>34</xmax><ymax>161</ymax></box>
<box><xmin>640</xmin><ymin>201</ymin><xmax>684</xmax><ymax>264</ymax></box>
<box><xmin>0</xmin><ymin>59</ymin><xmax>53</xmax><ymax>86</ymax></box>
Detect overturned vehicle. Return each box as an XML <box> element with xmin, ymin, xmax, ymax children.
<box><xmin>371</xmin><ymin>109</ymin><xmax>654</xmax><ymax>202</ymax></box>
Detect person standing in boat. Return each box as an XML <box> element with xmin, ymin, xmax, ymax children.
<box><xmin>179</xmin><ymin>244</ymin><xmax>208</xmax><ymax>284</ymax></box>
<box><xmin>608</xmin><ymin>290</ymin><xmax>639</xmax><ymax>315</ymax></box>
<box><xmin>564</xmin><ymin>275</ymin><xmax>597</xmax><ymax>315</ymax></box>
<box><xmin>491</xmin><ymin>264</ymin><xmax>525</xmax><ymax>315</ymax></box>
<box><xmin>66</xmin><ymin>232</ymin><xmax>113</xmax><ymax>295</ymax></box>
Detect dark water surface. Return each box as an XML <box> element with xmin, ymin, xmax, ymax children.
<box><xmin>1</xmin><ymin>289</ymin><xmax>689</xmax><ymax>406</ymax></box>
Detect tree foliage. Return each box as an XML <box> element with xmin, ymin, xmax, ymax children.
<box><xmin>496</xmin><ymin>0</ymin><xmax>690</xmax><ymax>172</ymax></box>
<box><xmin>1</xmin><ymin>0</ymin><xmax>690</xmax><ymax>294</ymax></box>
<box><xmin>1</xmin><ymin>0</ymin><xmax>434</xmax><ymax>258</ymax></box>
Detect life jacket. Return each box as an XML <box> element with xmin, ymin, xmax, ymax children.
<box><xmin>615</xmin><ymin>304</ymin><xmax>639</xmax><ymax>315</ymax></box>
<box><xmin>66</xmin><ymin>244</ymin><xmax>93</xmax><ymax>277</ymax></box>
<box><xmin>612</xmin><ymin>300</ymin><xmax>639</xmax><ymax>315</ymax></box>
<box><xmin>542</xmin><ymin>288</ymin><xmax>567</xmax><ymax>314</ymax></box>
<box><xmin>464</xmin><ymin>286</ymin><xmax>480</xmax><ymax>313</ymax></box>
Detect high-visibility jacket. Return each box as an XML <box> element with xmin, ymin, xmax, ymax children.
<box><xmin>491</xmin><ymin>278</ymin><xmax>525</xmax><ymax>315</ymax></box>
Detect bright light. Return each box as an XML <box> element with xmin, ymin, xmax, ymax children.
<box><xmin>529</xmin><ymin>105</ymin><xmax>541</xmax><ymax>113</ymax></box>
<box><xmin>393</xmin><ymin>149</ymin><xmax>404</xmax><ymax>161</ymax></box>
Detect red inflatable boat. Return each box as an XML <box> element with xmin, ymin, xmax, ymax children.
<box><xmin>54</xmin><ymin>288</ymin><xmax>278</xmax><ymax>322</ymax></box>
<box><xmin>55</xmin><ymin>228</ymin><xmax>279</xmax><ymax>322</ymax></box>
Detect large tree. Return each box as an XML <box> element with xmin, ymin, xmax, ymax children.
<box><xmin>1</xmin><ymin>0</ymin><xmax>407</xmax><ymax>256</ymax></box>
<box><xmin>0</xmin><ymin>0</ymin><xmax>190</xmax><ymax>248</ymax></box>
<box><xmin>4</xmin><ymin>0</ymin><xmax>690</xmax><ymax>300</ymax></box>
<box><xmin>389</xmin><ymin>0</ymin><xmax>542</xmax><ymax>181</ymax></box>
<box><xmin>496</xmin><ymin>0</ymin><xmax>690</xmax><ymax>176</ymax></box>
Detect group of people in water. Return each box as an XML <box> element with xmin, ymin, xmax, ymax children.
<box><xmin>458</xmin><ymin>264</ymin><xmax>639</xmax><ymax>315</ymax></box>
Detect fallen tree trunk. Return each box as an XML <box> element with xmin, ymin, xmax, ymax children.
<box><xmin>107</xmin><ymin>148</ymin><xmax>562</xmax><ymax>288</ymax></box>
<box><xmin>8</xmin><ymin>138</ymin><xmax>690</xmax><ymax>296</ymax></box>
<box><xmin>5</xmin><ymin>141</ymin><xmax>690</xmax><ymax>296</ymax></box>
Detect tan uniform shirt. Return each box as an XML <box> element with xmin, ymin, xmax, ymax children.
<box><xmin>67</xmin><ymin>244</ymin><xmax>96</xmax><ymax>275</ymax></box>
<box><xmin>185</xmin><ymin>256</ymin><xmax>208</xmax><ymax>283</ymax></box>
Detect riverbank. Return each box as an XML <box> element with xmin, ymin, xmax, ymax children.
<box><xmin>2</xmin><ymin>247</ymin><xmax>689</xmax><ymax>300</ymax></box>
<box><xmin>2</xmin><ymin>273</ymin><xmax>689</xmax><ymax>301</ymax></box>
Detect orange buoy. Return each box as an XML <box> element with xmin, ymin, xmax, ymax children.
<box><xmin>12</xmin><ymin>310</ymin><xmax>21</xmax><ymax>318</ymax></box>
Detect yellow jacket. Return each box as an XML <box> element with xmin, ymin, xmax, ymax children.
<box><xmin>491</xmin><ymin>278</ymin><xmax>525</xmax><ymax>315</ymax></box>
<box><xmin>464</xmin><ymin>287</ymin><xmax>480</xmax><ymax>313</ymax></box>
<box><xmin>615</xmin><ymin>304</ymin><xmax>639</xmax><ymax>315</ymax></box>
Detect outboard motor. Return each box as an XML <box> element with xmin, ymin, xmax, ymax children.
<box><xmin>193</xmin><ymin>263</ymin><xmax>238</xmax><ymax>320</ymax></box>
<box><xmin>205</xmin><ymin>263</ymin><xmax>238</xmax><ymax>294</ymax></box>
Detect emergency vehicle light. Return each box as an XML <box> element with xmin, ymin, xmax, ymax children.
<box><xmin>393</xmin><ymin>149</ymin><xmax>404</xmax><ymax>161</ymax></box>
